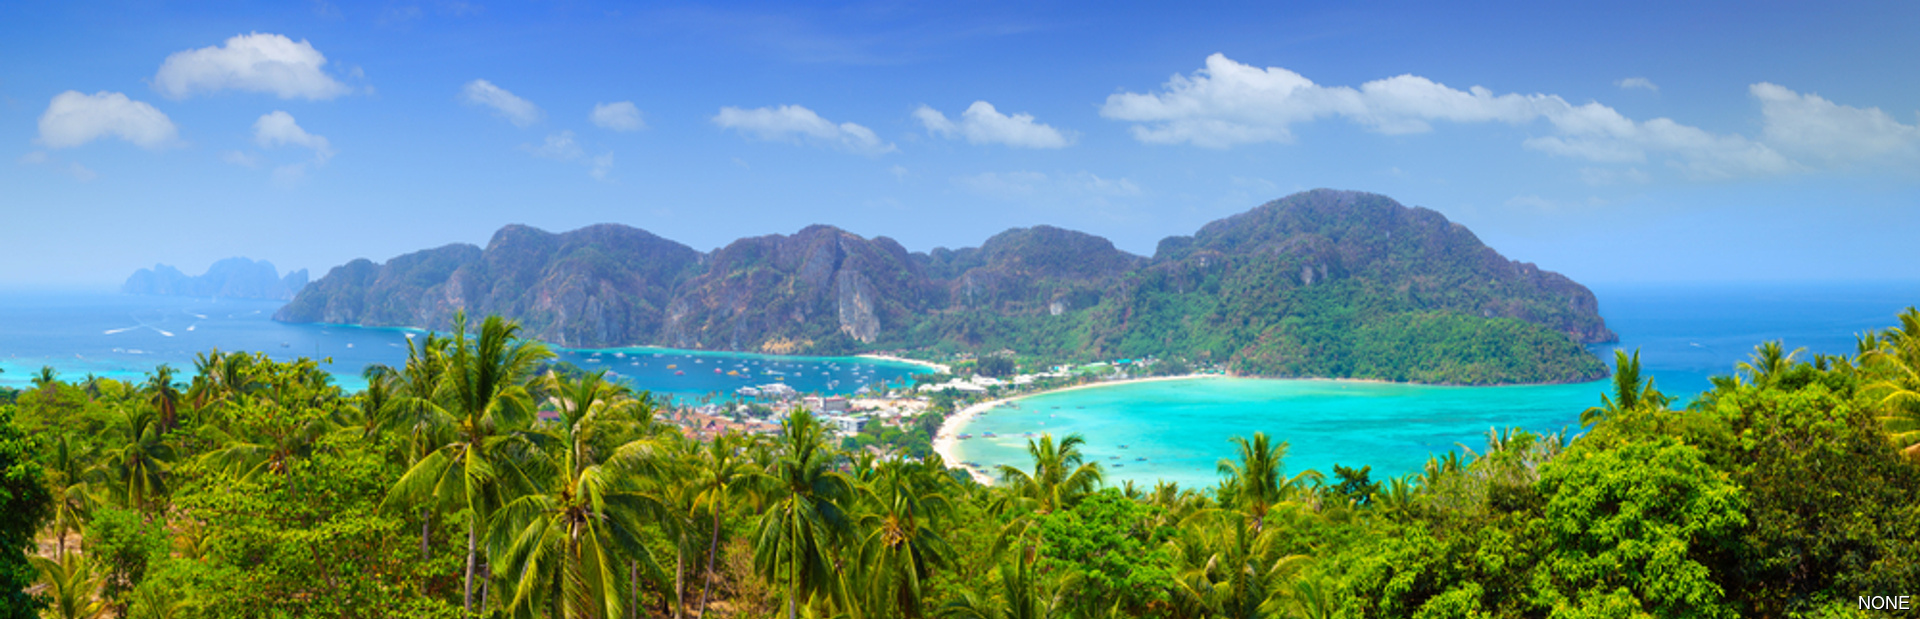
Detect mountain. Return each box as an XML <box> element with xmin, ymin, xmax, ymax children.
<box><xmin>277</xmin><ymin>189</ymin><xmax>1616</xmax><ymax>384</ymax></box>
<box><xmin>122</xmin><ymin>257</ymin><xmax>309</xmax><ymax>301</ymax></box>
<box><xmin>274</xmin><ymin>224</ymin><xmax>701</xmax><ymax>346</ymax></box>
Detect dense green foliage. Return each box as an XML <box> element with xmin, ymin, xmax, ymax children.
<box><xmin>281</xmin><ymin>190</ymin><xmax>1613</xmax><ymax>385</ymax></box>
<box><xmin>14</xmin><ymin>309</ymin><xmax>1920</xmax><ymax>618</ymax></box>
<box><xmin>0</xmin><ymin>404</ymin><xmax>51</xmax><ymax>619</ymax></box>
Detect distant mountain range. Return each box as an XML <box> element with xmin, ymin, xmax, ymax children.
<box><xmin>276</xmin><ymin>189</ymin><xmax>1617</xmax><ymax>384</ymax></box>
<box><xmin>123</xmin><ymin>258</ymin><xmax>309</xmax><ymax>301</ymax></box>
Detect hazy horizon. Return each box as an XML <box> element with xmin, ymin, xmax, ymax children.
<box><xmin>6</xmin><ymin>1</ymin><xmax>1917</xmax><ymax>288</ymax></box>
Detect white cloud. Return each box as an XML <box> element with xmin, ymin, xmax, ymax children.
<box><xmin>1753</xmin><ymin>82</ymin><xmax>1920</xmax><ymax>165</ymax></box>
<box><xmin>1578</xmin><ymin>167</ymin><xmax>1650</xmax><ymax>185</ymax></box>
<box><xmin>222</xmin><ymin>150</ymin><xmax>262</xmax><ymax>168</ymax></box>
<box><xmin>253</xmin><ymin>111</ymin><xmax>334</xmax><ymax>164</ymax></box>
<box><xmin>68</xmin><ymin>162</ymin><xmax>97</xmax><ymax>182</ymax></box>
<box><xmin>1616</xmin><ymin>77</ymin><xmax>1659</xmax><ymax>92</ymax></box>
<box><xmin>1098</xmin><ymin>53</ymin><xmax>1804</xmax><ymax>179</ymax></box>
<box><xmin>590</xmin><ymin>152</ymin><xmax>614</xmax><ymax>181</ymax></box>
<box><xmin>520</xmin><ymin>130</ymin><xmax>613</xmax><ymax>180</ymax></box>
<box><xmin>590</xmin><ymin>101</ymin><xmax>645</xmax><ymax>131</ymax></box>
<box><xmin>18</xmin><ymin>151</ymin><xmax>48</xmax><ymax>164</ymax></box>
<box><xmin>461</xmin><ymin>79</ymin><xmax>542</xmax><ymax>127</ymax></box>
<box><xmin>712</xmin><ymin>104</ymin><xmax>895</xmax><ymax>155</ymax></box>
<box><xmin>913</xmin><ymin>101</ymin><xmax>1073</xmax><ymax>148</ymax></box>
<box><xmin>37</xmin><ymin>91</ymin><xmax>178</xmax><ymax>150</ymax></box>
<box><xmin>890</xmin><ymin>164</ymin><xmax>909</xmax><ymax>181</ymax></box>
<box><xmin>524</xmin><ymin>130</ymin><xmax>585</xmax><ymax>160</ymax></box>
<box><xmin>153</xmin><ymin>33</ymin><xmax>351</xmax><ymax>100</ymax></box>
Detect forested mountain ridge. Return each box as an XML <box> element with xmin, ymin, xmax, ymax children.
<box><xmin>276</xmin><ymin>189</ymin><xmax>1616</xmax><ymax>384</ymax></box>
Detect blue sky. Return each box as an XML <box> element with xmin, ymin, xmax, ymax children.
<box><xmin>4</xmin><ymin>1</ymin><xmax>1917</xmax><ymax>288</ymax></box>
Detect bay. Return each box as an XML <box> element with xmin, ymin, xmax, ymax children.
<box><xmin>0</xmin><ymin>291</ymin><xmax>930</xmax><ymax>399</ymax></box>
<box><xmin>950</xmin><ymin>281</ymin><xmax>1920</xmax><ymax>490</ymax></box>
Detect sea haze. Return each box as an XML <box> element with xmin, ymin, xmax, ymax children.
<box><xmin>0</xmin><ymin>291</ymin><xmax>930</xmax><ymax>398</ymax></box>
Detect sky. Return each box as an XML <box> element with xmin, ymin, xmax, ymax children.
<box><xmin>3</xmin><ymin>0</ymin><xmax>1918</xmax><ymax>289</ymax></box>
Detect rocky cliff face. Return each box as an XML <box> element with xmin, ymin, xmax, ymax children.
<box><xmin>274</xmin><ymin>226</ymin><xmax>700</xmax><ymax>347</ymax></box>
<box><xmin>276</xmin><ymin>189</ymin><xmax>1618</xmax><ymax>383</ymax></box>
<box><xmin>123</xmin><ymin>258</ymin><xmax>309</xmax><ymax>301</ymax></box>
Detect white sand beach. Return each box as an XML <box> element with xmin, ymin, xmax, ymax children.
<box><xmin>933</xmin><ymin>373</ymin><xmax>1222</xmax><ymax>485</ymax></box>
<box><xmin>856</xmin><ymin>353</ymin><xmax>952</xmax><ymax>375</ymax></box>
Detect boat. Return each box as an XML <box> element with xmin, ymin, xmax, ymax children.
<box><xmin>958</xmin><ymin>434</ymin><xmax>972</xmax><ymax>440</ymax></box>
<box><xmin>982</xmin><ymin>432</ymin><xmax>996</xmax><ymax>438</ymax></box>
<box><xmin>674</xmin><ymin>371</ymin><xmax>685</xmax><ymax>376</ymax></box>
<box><xmin>1135</xmin><ymin>457</ymin><xmax>1146</xmax><ymax>462</ymax></box>
<box><xmin>1118</xmin><ymin>444</ymin><xmax>1129</xmax><ymax>449</ymax></box>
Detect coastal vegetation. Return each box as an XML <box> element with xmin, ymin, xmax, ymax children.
<box><xmin>7</xmin><ymin>309</ymin><xmax>1920</xmax><ymax>617</ymax></box>
<box><xmin>274</xmin><ymin>190</ymin><xmax>1613</xmax><ymax>385</ymax></box>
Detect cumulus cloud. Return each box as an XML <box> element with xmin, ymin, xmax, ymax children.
<box><xmin>1753</xmin><ymin>83</ymin><xmax>1920</xmax><ymax>165</ymax></box>
<box><xmin>1098</xmin><ymin>53</ymin><xmax>1814</xmax><ymax>179</ymax></box>
<box><xmin>1616</xmin><ymin>77</ymin><xmax>1659</xmax><ymax>92</ymax></box>
<box><xmin>913</xmin><ymin>101</ymin><xmax>1073</xmax><ymax>148</ymax></box>
<box><xmin>153</xmin><ymin>33</ymin><xmax>351</xmax><ymax>100</ymax></box>
<box><xmin>461</xmin><ymin>79</ymin><xmax>543</xmax><ymax>127</ymax></box>
<box><xmin>590</xmin><ymin>101</ymin><xmax>645</xmax><ymax>131</ymax></box>
<box><xmin>524</xmin><ymin>130</ymin><xmax>585</xmax><ymax>160</ymax></box>
<box><xmin>253</xmin><ymin>111</ymin><xmax>334</xmax><ymax>164</ymax></box>
<box><xmin>37</xmin><ymin>91</ymin><xmax>179</xmax><ymax>150</ymax></box>
<box><xmin>712</xmin><ymin>104</ymin><xmax>895</xmax><ymax>155</ymax></box>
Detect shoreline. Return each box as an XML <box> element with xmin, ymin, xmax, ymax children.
<box><xmin>933</xmin><ymin>373</ymin><xmax>1223</xmax><ymax>485</ymax></box>
<box><xmin>855</xmin><ymin>353</ymin><xmax>951</xmax><ymax>375</ymax></box>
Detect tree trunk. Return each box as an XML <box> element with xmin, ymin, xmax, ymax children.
<box><xmin>697</xmin><ymin>508</ymin><xmax>722</xmax><ymax>617</ymax></box>
<box><xmin>464</xmin><ymin>516</ymin><xmax>479</xmax><ymax>616</ymax></box>
<box><xmin>421</xmin><ymin>508</ymin><xmax>432</xmax><ymax>560</ymax></box>
<box><xmin>674</xmin><ymin>541</ymin><xmax>686</xmax><ymax>619</ymax></box>
<box><xmin>631</xmin><ymin>560</ymin><xmax>640</xmax><ymax>619</ymax></box>
<box><xmin>479</xmin><ymin>561</ymin><xmax>491</xmax><ymax>616</ymax></box>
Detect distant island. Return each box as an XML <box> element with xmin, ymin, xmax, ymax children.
<box><xmin>123</xmin><ymin>257</ymin><xmax>309</xmax><ymax>301</ymax></box>
<box><xmin>276</xmin><ymin>189</ymin><xmax>1616</xmax><ymax>385</ymax></box>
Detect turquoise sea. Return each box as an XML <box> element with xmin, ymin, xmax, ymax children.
<box><xmin>5</xmin><ymin>283</ymin><xmax>1918</xmax><ymax>490</ymax></box>
<box><xmin>950</xmin><ymin>281</ymin><xmax>1920</xmax><ymax>490</ymax></box>
<box><xmin>0</xmin><ymin>292</ymin><xmax>930</xmax><ymax>399</ymax></box>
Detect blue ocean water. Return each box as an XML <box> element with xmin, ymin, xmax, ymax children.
<box><xmin>0</xmin><ymin>292</ymin><xmax>929</xmax><ymax>399</ymax></box>
<box><xmin>951</xmin><ymin>281</ymin><xmax>1920</xmax><ymax>490</ymax></box>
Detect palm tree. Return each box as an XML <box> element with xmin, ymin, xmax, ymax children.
<box><xmin>198</xmin><ymin>396</ymin><xmax>333</xmax><ymax>486</ymax></box>
<box><xmin>1739</xmin><ymin>340</ymin><xmax>1804</xmax><ymax>388</ymax></box>
<box><xmin>487</xmin><ymin>423</ymin><xmax>663</xmax><ymax>619</ymax></box>
<box><xmin>853</xmin><ymin>458</ymin><xmax>955</xmax><ymax>619</ymax></box>
<box><xmin>385</xmin><ymin>313</ymin><xmax>555</xmax><ymax>616</ymax></box>
<box><xmin>33</xmin><ymin>365</ymin><xmax>59</xmax><ymax>390</ymax></box>
<box><xmin>753</xmin><ymin>409</ymin><xmax>857</xmax><ymax>619</ymax></box>
<box><xmin>1861</xmin><ymin>307</ymin><xmax>1920</xmax><ymax>457</ymax></box>
<box><xmin>144</xmin><ymin>365</ymin><xmax>184</xmax><ymax>433</ymax></box>
<box><xmin>942</xmin><ymin>558</ymin><xmax>1063</xmax><ymax>619</ymax></box>
<box><xmin>103</xmin><ymin>407</ymin><xmax>174</xmax><ymax>512</ymax></box>
<box><xmin>1217</xmin><ymin>432</ymin><xmax>1287</xmax><ymax>530</ymax></box>
<box><xmin>688</xmin><ymin>432</ymin><xmax>765</xmax><ymax>618</ymax></box>
<box><xmin>993</xmin><ymin>433</ymin><xmax>1103</xmax><ymax>515</ymax></box>
<box><xmin>1580</xmin><ymin>349</ymin><xmax>1669</xmax><ymax>428</ymax></box>
<box><xmin>31</xmin><ymin>553</ymin><xmax>110</xmax><ymax>619</ymax></box>
<box><xmin>44</xmin><ymin>433</ymin><xmax>98</xmax><ymax>559</ymax></box>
